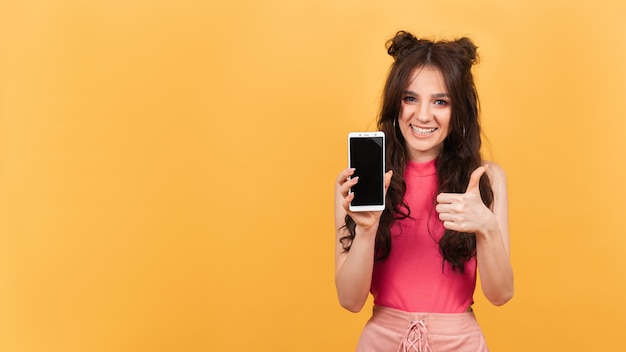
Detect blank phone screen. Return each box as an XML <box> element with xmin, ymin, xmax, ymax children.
<box><xmin>349</xmin><ymin>136</ymin><xmax>384</xmax><ymax>206</ymax></box>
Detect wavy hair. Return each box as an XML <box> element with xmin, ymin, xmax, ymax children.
<box><xmin>340</xmin><ymin>31</ymin><xmax>494</xmax><ymax>273</ymax></box>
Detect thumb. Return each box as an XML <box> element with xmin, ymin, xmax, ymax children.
<box><xmin>466</xmin><ymin>165</ymin><xmax>487</xmax><ymax>193</ymax></box>
<box><xmin>384</xmin><ymin>170</ymin><xmax>393</xmax><ymax>191</ymax></box>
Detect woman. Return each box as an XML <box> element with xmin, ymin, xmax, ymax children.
<box><xmin>334</xmin><ymin>31</ymin><xmax>514</xmax><ymax>351</ymax></box>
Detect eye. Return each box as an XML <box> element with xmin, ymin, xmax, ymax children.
<box><xmin>434</xmin><ymin>99</ymin><xmax>449</xmax><ymax>106</ymax></box>
<box><xmin>402</xmin><ymin>96</ymin><xmax>416</xmax><ymax>103</ymax></box>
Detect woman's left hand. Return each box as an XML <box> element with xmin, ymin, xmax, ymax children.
<box><xmin>435</xmin><ymin>166</ymin><xmax>496</xmax><ymax>235</ymax></box>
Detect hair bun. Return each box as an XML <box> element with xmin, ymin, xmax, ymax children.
<box><xmin>455</xmin><ymin>37</ymin><xmax>478</xmax><ymax>65</ymax></box>
<box><xmin>386</xmin><ymin>31</ymin><xmax>431</xmax><ymax>60</ymax></box>
<box><xmin>386</xmin><ymin>31</ymin><xmax>479</xmax><ymax>68</ymax></box>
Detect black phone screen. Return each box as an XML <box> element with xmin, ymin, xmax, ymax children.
<box><xmin>349</xmin><ymin>136</ymin><xmax>384</xmax><ymax>206</ymax></box>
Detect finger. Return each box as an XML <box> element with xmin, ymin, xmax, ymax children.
<box><xmin>383</xmin><ymin>170</ymin><xmax>393</xmax><ymax>191</ymax></box>
<box><xmin>435</xmin><ymin>203</ymin><xmax>453</xmax><ymax>214</ymax></box>
<box><xmin>443</xmin><ymin>220</ymin><xmax>472</xmax><ymax>233</ymax></box>
<box><xmin>441</xmin><ymin>218</ymin><xmax>467</xmax><ymax>232</ymax></box>
<box><xmin>466</xmin><ymin>165</ymin><xmax>487</xmax><ymax>193</ymax></box>
<box><xmin>342</xmin><ymin>192</ymin><xmax>355</xmax><ymax>212</ymax></box>
<box><xmin>336</xmin><ymin>168</ymin><xmax>355</xmax><ymax>185</ymax></box>
<box><xmin>442</xmin><ymin>220</ymin><xmax>456</xmax><ymax>231</ymax></box>
<box><xmin>438</xmin><ymin>212</ymin><xmax>455</xmax><ymax>222</ymax></box>
<box><xmin>340</xmin><ymin>176</ymin><xmax>359</xmax><ymax>197</ymax></box>
<box><xmin>442</xmin><ymin>220</ymin><xmax>468</xmax><ymax>232</ymax></box>
<box><xmin>436</xmin><ymin>192</ymin><xmax>460</xmax><ymax>204</ymax></box>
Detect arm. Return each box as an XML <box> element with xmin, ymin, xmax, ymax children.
<box><xmin>333</xmin><ymin>168</ymin><xmax>392</xmax><ymax>312</ymax></box>
<box><xmin>475</xmin><ymin>163</ymin><xmax>514</xmax><ymax>305</ymax></box>
<box><xmin>435</xmin><ymin>163</ymin><xmax>514</xmax><ymax>306</ymax></box>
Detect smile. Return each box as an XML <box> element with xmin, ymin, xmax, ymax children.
<box><xmin>410</xmin><ymin>125</ymin><xmax>437</xmax><ymax>135</ymax></box>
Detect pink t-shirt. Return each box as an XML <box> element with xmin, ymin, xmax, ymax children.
<box><xmin>370</xmin><ymin>159</ymin><xmax>477</xmax><ymax>313</ymax></box>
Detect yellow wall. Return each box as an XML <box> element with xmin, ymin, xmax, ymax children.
<box><xmin>1</xmin><ymin>0</ymin><xmax>625</xmax><ymax>351</ymax></box>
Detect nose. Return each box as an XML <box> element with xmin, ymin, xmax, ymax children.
<box><xmin>415</xmin><ymin>102</ymin><xmax>431</xmax><ymax>123</ymax></box>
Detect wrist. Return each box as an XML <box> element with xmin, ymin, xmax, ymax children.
<box><xmin>475</xmin><ymin>217</ymin><xmax>499</xmax><ymax>241</ymax></box>
<box><xmin>355</xmin><ymin>224</ymin><xmax>379</xmax><ymax>239</ymax></box>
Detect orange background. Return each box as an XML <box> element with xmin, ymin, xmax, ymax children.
<box><xmin>1</xmin><ymin>0</ymin><xmax>625</xmax><ymax>351</ymax></box>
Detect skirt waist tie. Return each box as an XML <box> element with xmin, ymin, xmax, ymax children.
<box><xmin>397</xmin><ymin>319</ymin><xmax>431</xmax><ymax>352</ymax></box>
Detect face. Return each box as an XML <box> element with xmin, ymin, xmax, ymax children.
<box><xmin>397</xmin><ymin>65</ymin><xmax>452</xmax><ymax>163</ymax></box>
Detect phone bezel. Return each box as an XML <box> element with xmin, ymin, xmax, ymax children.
<box><xmin>348</xmin><ymin>131</ymin><xmax>385</xmax><ymax>212</ymax></box>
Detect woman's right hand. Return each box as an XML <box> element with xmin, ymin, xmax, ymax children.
<box><xmin>335</xmin><ymin>168</ymin><xmax>393</xmax><ymax>232</ymax></box>
<box><xmin>333</xmin><ymin>168</ymin><xmax>393</xmax><ymax>312</ymax></box>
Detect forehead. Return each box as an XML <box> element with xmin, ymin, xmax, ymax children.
<box><xmin>405</xmin><ymin>65</ymin><xmax>447</xmax><ymax>91</ymax></box>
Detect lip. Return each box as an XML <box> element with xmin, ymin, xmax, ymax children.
<box><xmin>410</xmin><ymin>124</ymin><xmax>438</xmax><ymax>138</ymax></box>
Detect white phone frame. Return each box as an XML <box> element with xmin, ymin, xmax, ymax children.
<box><xmin>348</xmin><ymin>131</ymin><xmax>386</xmax><ymax>212</ymax></box>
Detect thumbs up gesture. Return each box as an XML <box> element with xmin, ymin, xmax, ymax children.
<box><xmin>435</xmin><ymin>166</ymin><xmax>494</xmax><ymax>234</ymax></box>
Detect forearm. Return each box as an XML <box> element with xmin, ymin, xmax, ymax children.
<box><xmin>476</xmin><ymin>225</ymin><xmax>514</xmax><ymax>306</ymax></box>
<box><xmin>335</xmin><ymin>227</ymin><xmax>377</xmax><ymax>313</ymax></box>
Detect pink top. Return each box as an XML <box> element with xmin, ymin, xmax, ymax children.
<box><xmin>370</xmin><ymin>159</ymin><xmax>477</xmax><ymax>313</ymax></box>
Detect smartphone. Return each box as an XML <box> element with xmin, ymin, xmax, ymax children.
<box><xmin>348</xmin><ymin>131</ymin><xmax>385</xmax><ymax>212</ymax></box>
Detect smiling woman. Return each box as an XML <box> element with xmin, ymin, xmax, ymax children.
<box><xmin>398</xmin><ymin>66</ymin><xmax>452</xmax><ymax>162</ymax></box>
<box><xmin>334</xmin><ymin>31</ymin><xmax>513</xmax><ymax>351</ymax></box>
<box><xmin>2</xmin><ymin>1</ymin><xmax>626</xmax><ymax>351</ymax></box>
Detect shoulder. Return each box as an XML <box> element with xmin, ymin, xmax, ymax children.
<box><xmin>482</xmin><ymin>161</ymin><xmax>507</xmax><ymax>190</ymax></box>
<box><xmin>482</xmin><ymin>161</ymin><xmax>508</xmax><ymax>209</ymax></box>
<box><xmin>483</xmin><ymin>161</ymin><xmax>506</xmax><ymax>180</ymax></box>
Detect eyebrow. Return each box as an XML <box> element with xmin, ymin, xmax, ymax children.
<box><xmin>402</xmin><ymin>90</ymin><xmax>450</xmax><ymax>98</ymax></box>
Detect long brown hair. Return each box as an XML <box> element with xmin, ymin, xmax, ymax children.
<box><xmin>340</xmin><ymin>31</ymin><xmax>494</xmax><ymax>273</ymax></box>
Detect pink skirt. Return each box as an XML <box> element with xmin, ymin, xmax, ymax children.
<box><xmin>356</xmin><ymin>305</ymin><xmax>488</xmax><ymax>352</ymax></box>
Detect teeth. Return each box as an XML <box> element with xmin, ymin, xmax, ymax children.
<box><xmin>411</xmin><ymin>125</ymin><xmax>437</xmax><ymax>135</ymax></box>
